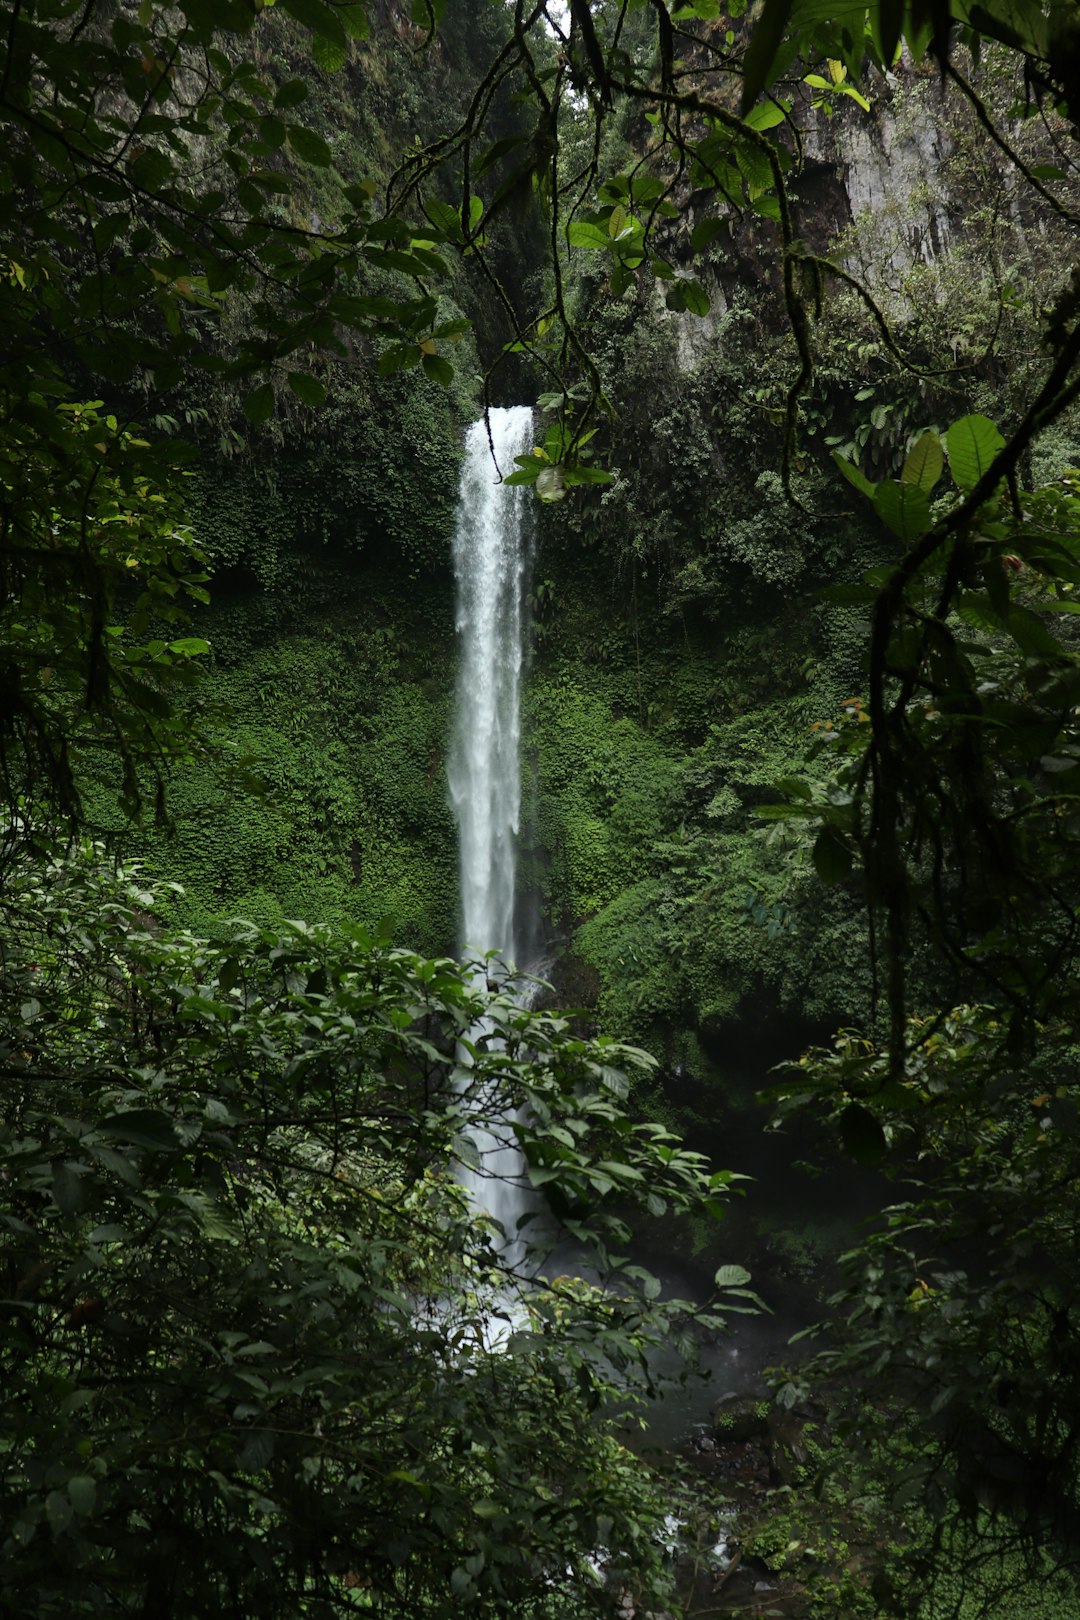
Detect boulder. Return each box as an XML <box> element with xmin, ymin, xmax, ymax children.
<box><xmin>711</xmin><ymin>1394</ymin><xmax>770</xmax><ymax>1444</ymax></box>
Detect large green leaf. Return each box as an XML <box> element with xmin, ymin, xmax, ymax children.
<box><xmin>287</xmin><ymin>126</ymin><xmax>333</xmax><ymax>168</ymax></box>
<box><xmin>242</xmin><ymin>383</ymin><xmax>275</xmax><ymax>424</ymax></box>
<box><xmin>946</xmin><ymin>414</ymin><xmax>1005</xmax><ymax>493</ymax></box>
<box><xmin>287</xmin><ymin>372</ymin><xmax>327</xmax><ymax>407</ymax></box>
<box><xmin>901</xmin><ymin>431</ymin><xmax>944</xmax><ymax>494</ymax></box>
<box><xmin>567</xmin><ymin>220</ymin><xmax>613</xmax><ymax>251</ymax></box>
<box><xmin>873</xmin><ymin>478</ymin><xmax>932</xmax><ymax>542</ymax></box>
<box><xmin>813</xmin><ymin>825</ymin><xmax>853</xmax><ymax>884</ymax></box>
<box><xmin>832</xmin><ymin>450</ymin><xmax>875</xmax><ymax>499</ymax></box>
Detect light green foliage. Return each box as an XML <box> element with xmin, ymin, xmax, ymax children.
<box><xmin>115</xmin><ymin>568</ymin><xmax>458</xmax><ymax>954</ymax></box>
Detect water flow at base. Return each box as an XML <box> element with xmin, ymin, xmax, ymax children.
<box><xmin>447</xmin><ymin>406</ymin><xmax>535</xmax><ymax>1245</ymax></box>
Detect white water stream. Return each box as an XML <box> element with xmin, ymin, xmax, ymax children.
<box><xmin>448</xmin><ymin>406</ymin><xmax>535</xmax><ymax>1247</ymax></box>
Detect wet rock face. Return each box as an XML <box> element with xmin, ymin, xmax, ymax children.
<box><xmin>801</xmin><ymin>70</ymin><xmax>954</xmax><ymax>282</ymax></box>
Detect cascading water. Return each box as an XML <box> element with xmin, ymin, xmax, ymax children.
<box><xmin>447</xmin><ymin>406</ymin><xmax>535</xmax><ymax>1247</ymax></box>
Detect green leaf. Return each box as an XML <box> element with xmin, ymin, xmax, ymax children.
<box><xmin>714</xmin><ymin>1263</ymin><xmax>753</xmax><ymax>1288</ymax></box>
<box><xmin>278</xmin><ymin>0</ymin><xmax>347</xmax><ymax>43</ymax></box>
<box><xmin>901</xmin><ymin>431</ymin><xmax>944</xmax><ymax>494</ymax></box>
<box><xmin>873</xmin><ymin>479</ymin><xmax>932</xmax><ymax>542</ymax></box>
<box><xmin>238</xmin><ymin>1429</ymin><xmax>276</xmax><ymax>1470</ymax></box>
<box><xmin>836</xmin><ymin>80</ymin><xmax>872</xmax><ymax>111</ymax></box>
<box><xmin>287</xmin><ymin>372</ymin><xmax>327</xmax><ymax>407</ymax></box>
<box><xmin>312</xmin><ymin>32</ymin><xmax>347</xmax><ymax>70</ymax></box>
<box><xmin>378</xmin><ymin>343</ymin><xmax>421</xmax><ymax>377</ymax></box>
<box><xmin>681</xmin><ymin>280</ymin><xmax>711</xmax><ymax>317</ymax></box>
<box><xmin>287</xmin><ymin>125</ymin><xmax>332</xmax><ymax>168</ymax></box>
<box><xmin>274</xmin><ymin>78</ymin><xmax>309</xmax><ymax>109</ymax></box>
<box><xmin>871</xmin><ymin>0</ymin><xmax>904</xmax><ymax>65</ymax></box>
<box><xmin>750</xmin><ymin>193</ymin><xmax>782</xmax><ymax>221</ymax></box>
<box><xmin>813</xmin><ymin>825</ymin><xmax>853</xmax><ymax>884</ymax></box>
<box><xmin>340</xmin><ymin>3</ymin><xmax>369</xmax><ymax>39</ymax></box>
<box><xmin>690</xmin><ymin>217</ymin><xmax>726</xmax><ymax>253</ymax></box>
<box><xmin>740</xmin><ymin>0</ymin><xmax>794</xmax><ymax>113</ymax></box>
<box><xmin>1007</xmin><ymin>605</ymin><xmax>1062</xmax><ymax>659</ymax></box>
<box><xmin>832</xmin><ymin>450</ymin><xmax>875</xmax><ymax>499</ymax></box>
<box><xmin>99</xmin><ymin>1109</ymin><xmax>178</xmax><ymax>1150</ymax></box>
<box><xmin>243</xmin><ymin>383</ymin><xmax>275</xmax><ymax>425</ymax></box>
<box><xmin>840</xmin><ymin>1102</ymin><xmax>885</xmax><ymax>1165</ymax></box>
<box><xmin>743</xmin><ymin>97</ymin><xmax>789</xmax><ymax>130</ymax></box>
<box><xmin>421</xmin><ymin>352</ymin><xmax>454</xmax><ymax>386</ymax></box>
<box><xmin>67</xmin><ymin>1477</ymin><xmax>97</xmax><ymax>1517</ymax></box>
<box><xmin>46</xmin><ymin>1491</ymin><xmax>73</xmax><ymax>1536</ymax></box>
<box><xmin>474</xmin><ymin>135</ymin><xmax>528</xmax><ymax>178</ymax></box>
<box><xmin>567</xmin><ymin>220</ymin><xmax>612</xmax><ymax>252</ymax></box>
<box><xmin>946</xmin><ymin>414</ymin><xmax>1005</xmax><ymax>493</ymax></box>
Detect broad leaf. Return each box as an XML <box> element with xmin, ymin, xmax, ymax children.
<box><xmin>901</xmin><ymin>431</ymin><xmax>944</xmax><ymax>493</ymax></box>
<box><xmin>874</xmin><ymin>479</ymin><xmax>932</xmax><ymax>542</ymax></box>
<box><xmin>947</xmin><ymin>414</ymin><xmax>1005</xmax><ymax>493</ymax></box>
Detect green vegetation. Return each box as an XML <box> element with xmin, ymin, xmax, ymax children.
<box><xmin>5</xmin><ymin>0</ymin><xmax>1080</xmax><ymax>1614</ymax></box>
<box><xmin>0</xmin><ymin>845</ymin><xmax>737</xmax><ymax>1618</ymax></box>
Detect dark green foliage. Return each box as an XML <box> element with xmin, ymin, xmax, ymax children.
<box><xmin>0</xmin><ymin>844</ymin><xmax>741</xmax><ymax>1618</ymax></box>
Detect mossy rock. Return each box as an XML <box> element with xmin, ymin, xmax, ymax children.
<box><xmin>712</xmin><ymin>1394</ymin><xmax>771</xmax><ymax>1444</ymax></box>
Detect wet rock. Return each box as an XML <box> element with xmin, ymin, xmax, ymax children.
<box><xmin>767</xmin><ymin>1407</ymin><xmax>811</xmax><ymax>1486</ymax></box>
<box><xmin>712</xmin><ymin>1394</ymin><xmax>770</xmax><ymax>1445</ymax></box>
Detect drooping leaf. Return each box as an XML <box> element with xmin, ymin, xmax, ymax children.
<box><xmin>839</xmin><ymin>1102</ymin><xmax>886</xmax><ymax>1165</ymax></box>
<box><xmin>690</xmin><ymin>217</ymin><xmax>726</xmax><ymax>253</ymax></box>
<box><xmin>567</xmin><ymin>220</ymin><xmax>613</xmax><ymax>251</ymax></box>
<box><xmin>99</xmin><ymin>1110</ymin><xmax>178</xmax><ymax>1150</ymax></box>
<box><xmin>421</xmin><ymin>352</ymin><xmax>454</xmax><ymax>386</ymax></box>
<box><xmin>832</xmin><ymin>450</ymin><xmax>875</xmax><ymax>499</ymax></box>
<box><xmin>740</xmin><ymin>0</ymin><xmax>795</xmax><ymax>113</ymax></box>
<box><xmin>277</xmin><ymin>0</ymin><xmax>347</xmax><ymax>43</ymax></box>
<box><xmin>287</xmin><ymin>125</ymin><xmax>333</xmax><ymax>168</ymax></box>
<box><xmin>312</xmin><ymin>33</ymin><xmax>348</xmax><ymax>71</ymax></box>
<box><xmin>681</xmin><ymin>280</ymin><xmax>711</xmax><ymax>317</ymax></box>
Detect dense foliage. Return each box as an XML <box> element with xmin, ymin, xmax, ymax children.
<box><xmin>5</xmin><ymin>0</ymin><xmax>1080</xmax><ymax>1613</ymax></box>
<box><xmin>0</xmin><ymin>845</ymin><xmax>743</xmax><ymax>1616</ymax></box>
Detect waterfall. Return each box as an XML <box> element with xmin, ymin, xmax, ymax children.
<box><xmin>448</xmin><ymin>406</ymin><xmax>535</xmax><ymax>1250</ymax></box>
<box><xmin>448</xmin><ymin>406</ymin><xmax>534</xmax><ymax>966</ymax></box>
